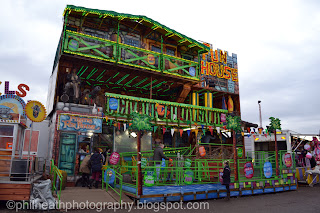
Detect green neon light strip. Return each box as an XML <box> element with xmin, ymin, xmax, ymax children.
<box><xmin>77</xmin><ymin>66</ymin><xmax>84</xmax><ymax>75</ymax></box>
<box><xmin>152</xmin><ymin>81</ymin><xmax>167</xmax><ymax>88</ymax></box>
<box><xmin>124</xmin><ymin>76</ymin><xmax>139</xmax><ymax>87</ymax></box>
<box><xmin>112</xmin><ymin>72</ymin><xmax>120</xmax><ymax>79</ymax></box>
<box><xmin>141</xmin><ymin>79</ymin><xmax>157</xmax><ymax>89</ymax></box>
<box><xmin>105</xmin><ymin>76</ymin><xmax>113</xmax><ymax>83</ymax></box>
<box><xmin>96</xmin><ymin>70</ymin><xmax>106</xmax><ymax>81</ymax></box>
<box><xmin>86</xmin><ymin>68</ymin><xmax>97</xmax><ymax>79</ymax></box>
<box><xmin>115</xmin><ymin>74</ymin><xmax>130</xmax><ymax>85</ymax></box>
<box><xmin>132</xmin><ymin>77</ymin><xmax>148</xmax><ymax>87</ymax></box>
<box><xmin>86</xmin><ymin>81</ymin><xmax>91</xmax><ymax>85</ymax></box>
<box><xmin>79</xmin><ymin>66</ymin><xmax>88</xmax><ymax>77</ymax></box>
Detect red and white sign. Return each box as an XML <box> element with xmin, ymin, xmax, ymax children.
<box><xmin>244</xmin><ymin>162</ymin><xmax>254</xmax><ymax>179</ymax></box>
<box><xmin>109</xmin><ymin>152</ymin><xmax>120</xmax><ymax>165</ymax></box>
<box><xmin>283</xmin><ymin>153</ymin><xmax>293</xmax><ymax>168</ymax></box>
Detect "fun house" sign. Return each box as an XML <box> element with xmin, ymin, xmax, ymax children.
<box><xmin>58</xmin><ymin>114</ymin><xmax>102</xmax><ymax>133</ymax></box>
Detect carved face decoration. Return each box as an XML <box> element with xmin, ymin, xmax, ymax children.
<box><xmin>31</xmin><ymin>104</ymin><xmax>41</xmax><ymax>118</ymax></box>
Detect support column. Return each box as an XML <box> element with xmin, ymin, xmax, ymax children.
<box><xmin>137</xmin><ymin>131</ymin><xmax>142</xmax><ymax>196</ymax></box>
<box><xmin>233</xmin><ymin>130</ymin><xmax>238</xmax><ymax>181</ymax></box>
<box><xmin>191</xmin><ymin>92</ymin><xmax>199</xmax><ymax>121</ymax></box>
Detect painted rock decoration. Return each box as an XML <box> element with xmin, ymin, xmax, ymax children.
<box><xmin>244</xmin><ymin>162</ymin><xmax>254</xmax><ymax>179</ymax></box>
<box><xmin>237</xmin><ymin>148</ymin><xmax>243</xmax><ymax>158</ymax></box>
<box><xmin>141</xmin><ymin>157</ymin><xmax>148</xmax><ymax>169</ymax></box>
<box><xmin>109</xmin><ymin>152</ymin><xmax>120</xmax><ymax>165</ymax></box>
<box><xmin>104</xmin><ymin>168</ymin><xmax>115</xmax><ymax>184</ymax></box>
<box><xmin>199</xmin><ymin>146</ymin><xmax>206</xmax><ymax>157</ymax></box>
<box><xmin>263</xmin><ymin>162</ymin><xmax>272</xmax><ymax>178</ymax></box>
<box><xmin>184</xmin><ymin>158</ymin><xmax>192</xmax><ymax>168</ymax></box>
<box><xmin>144</xmin><ymin>170</ymin><xmax>155</xmax><ymax>187</ymax></box>
<box><xmin>184</xmin><ymin>169</ymin><xmax>194</xmax><ymax>185</ymax></box>
<box><xmin>109</xmin><ymin>98</ymin><xmax>118</xmax><ymax>110</ymax></box>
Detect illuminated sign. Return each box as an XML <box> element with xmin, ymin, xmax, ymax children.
<box><xmin>58</xmin><ymin>113</ymin><xmax>102</xmax><ymax>133</ymax></box>
<box><xmin>200</xmin><ymin>46</ymin><xmax>238</xmax><ymax>82</ymax></box>
<box><xmin>0</xmin><ymin>81</ymin><xmax>30</xmax><ymax>98</ymax></box>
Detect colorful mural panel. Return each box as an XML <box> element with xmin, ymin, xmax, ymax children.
<box><xmin>0</xmin><ymin>94</ymin><xmax>26</xmax><ymax>119</ymax></box>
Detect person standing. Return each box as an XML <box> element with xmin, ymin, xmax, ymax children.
<box><xmin>153</xmin><ymin>143</ymin><xmax>169</xmax><ymax>181</ymax></box>
<box><xmin>79</xmin><ymin>154</ymin><xmax>91</xmax><ymax>187</ymax></box>
<box><xmin>89</xmin><ymin>148</ymin><xmax>103</xmax><ymax>189</ymax></box>
<box><xmin>222</xmin><ymin>160</ymin><xmax>231</xmax><ymax>201</ymax></box>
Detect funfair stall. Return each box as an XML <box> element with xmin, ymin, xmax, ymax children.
<box><xmin>0</xmin><ymin>82</ymin><xmax>47</xmax><ymax>201</ymax></box>
<box><xmin>48</xmin><ymin>5</ymin><xmax>297</xmax><ymax>202</ymax></box>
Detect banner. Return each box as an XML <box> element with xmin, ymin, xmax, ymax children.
<box><xmin>58</xmin><ymin>113</ymin><xmax>102</xmax><ymax>133</ymax></box>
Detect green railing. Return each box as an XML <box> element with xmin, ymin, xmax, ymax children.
<box><xmin>238</xmin><ymin>151</ymin><xmax>296</xmax><ymax>183</ymax></box>
<box><xmin>102</xmin><ymin>165</ymin><xmax>123</xmax><ymax>204</ymax></box>
<box><xmin>50</xmin><ymin>160</ymin><xmax>62</xmax><ymax>208</ymax></box>
<box><xmin>116</xmin><ymin>149</ymin><xmax>297</xmax><ymax>192</ymax></box>
<box><xmin>118</xmin><ymin>149</ymin><xmax>235</xmax><ymax>189</ymax></box>
<box><xmin>105</xmin><ymin>92</ymin><xmax>228</xmax><ymax>127</ymax></box>
<box><xmin>63</xmin><ymin>30</ymin><xmax>199</xmax><ymax>81</ymax></box>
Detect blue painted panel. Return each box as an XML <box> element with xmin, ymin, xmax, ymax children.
<box><xmin>207</xmin><ymin>193</ymin><xmax>218</xmax><ymax>199</ymax></box>
<box><xmin>264</xmin><ymin>188</ymin><xmax>274</xmax><ymax>193</ymax></box>
<box><xmin>290</xmin><ymin>185</ymin><xmax>297</xmax><ymax>190</ymax></box>
<box><xmin>275</xmin><ymin>187</ymin><xmax>284</xmax><ymax>192</ymax></box>
<box><xmin>230</xmin><ymin>191</ymin><xmax>240</xmax><ymax>197</ymax></box>
<box><xmin>183</xmin><ymin>195</ymin><xmax>194</xmax><ymax>201</ymax></box>
<box><xmin>166</xmin><ymin>196</ymin><xmax>180</xmax><ymax>202</ymax></box>
<box><xmin>241</xmin><ymin>190</ymin><xmax>252</xmax><ymax>196</ymax></box>
<box><xmin>196</xmin><ymin>194</ymin><xmax>206</xmax><ymax>200</ymax></box>
<box><xmin>284</xmin><ymin>186</ymin><xmax>290</xmax><ymax>191</ymax></box>
<box><xmin>253</xmin><ymin>189</ymin><xmax>263</xmax><ymax>194</ymax></box>
<box><xmin>219</xmin><ymin>192</ymin><xmax>227</xmax><ymax>197</ymax></box>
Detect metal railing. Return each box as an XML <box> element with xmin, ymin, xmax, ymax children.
<box><xmin>63</xmin><ymin>30</ymin><xmax>199</xmax><ymax>81</ymax></box>
<box><xmin>105</xmin><ymin>92</ymin><xmax>228</xmax><ymax>127</ymax></box>
<box><xmin>102</xmin><ymin>165</ymin><xmax>123</xmax><ymax>204</ymax></box>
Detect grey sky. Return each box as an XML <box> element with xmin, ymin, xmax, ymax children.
<box><xmin>1</xmin><ymin>0</ymin><xmax>319</xmax><ymax>133</ymax></box>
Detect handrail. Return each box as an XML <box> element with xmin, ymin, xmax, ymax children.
<box><xmin>63</xmin><ymin>30</ymin><xmax>200</xmax><ymax>81</ymax></box>
<box><xmin>102</xmin><ymin>166</ymin><xmax>123</xmax><ymax>204</ymax></box>
<box><xmin>50</xmin><ymin>160</ymin><xmax>62</xmax><ymax>208</ymax></box>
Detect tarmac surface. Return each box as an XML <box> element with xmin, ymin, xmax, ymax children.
<box><xmin>0</xmin><ymin>184</ymin><xmax>319</xmax><ymax>213</ymax></box>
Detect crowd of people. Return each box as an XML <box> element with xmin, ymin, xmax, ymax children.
<box><xmin>79</xmin><ymin>147</ymin><xmax>111</xmax><ymax>189</ymax></box>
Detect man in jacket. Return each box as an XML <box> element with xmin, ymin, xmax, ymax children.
<box><xmin>89</xmin><ymin>148</ymin><xmax>103</xmax><ymax>189</ymax></box>
<box><xmin>222</xmin><ymin>160</ymin><xmax>231</xmax><ymax>201</ymax></box>
<box><xmin>153</xmin><ymin>143</ymin><xmax>169</xmax><ymax>181</ymax></box>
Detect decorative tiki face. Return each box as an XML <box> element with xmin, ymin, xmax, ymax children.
<box><xmin>32</xmin><ymin>104</ymin><xmax>41</xmax><ymax>118</ymax></box>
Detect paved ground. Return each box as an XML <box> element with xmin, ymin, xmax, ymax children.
<box><xmin>0</xmin><ymin>185</ymin><xmax>319</xmax><ymax>212</ymax></box>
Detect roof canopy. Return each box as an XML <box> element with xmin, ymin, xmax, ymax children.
<box><xmin>63</xmin><ymin>5</ymin><xmax>210</xmax><ymax>53</ymax></box>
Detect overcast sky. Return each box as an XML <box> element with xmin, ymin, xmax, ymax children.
<box><xmin>1</xmin><ymin>0</ymin><xmax>319</xmax><ymax>134</ymax></box>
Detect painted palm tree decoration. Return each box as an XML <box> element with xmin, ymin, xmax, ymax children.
<box><xmin>226</xmin><ymin>115</ymin><xmax>242</xmax><ymax>132</ymax></box>
<box><xmin>269</xmin><ymin>117</ymin><xmax>281</xmax><ymax>176</ymax></box>
<box><xmin>269</xmin><ymin>117</ymin><xmax>281</xmax><ymax>131</ymax></box>
<box><xmin>129</xmin><ymin>112</ymin><xmax>153</xmax><ymax>131</ymax></box>
<box><xmin>226</xmin><ymin>115</ymin><xmax>242</xmax><ymax>181</ymax></box>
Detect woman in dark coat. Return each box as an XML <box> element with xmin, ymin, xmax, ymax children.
<box><xmin>222</xmin><ymin>160</ymin><xmax>231</xmax><ymax>201</ymax></box>
<box><xmin>89</xmin><ymin>148</ymin><xmax>103</xmax><ymax>188</ymax></box>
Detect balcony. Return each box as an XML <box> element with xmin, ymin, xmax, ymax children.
<box><xmin>62</xmin><ymin>30</ymin><xmax>200</xmax><ymax>81</ymax></box>
<box><xmin>105</xmin><ymin>92</ymin><xmax>228</xmax><ymax>127</ymax></box>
